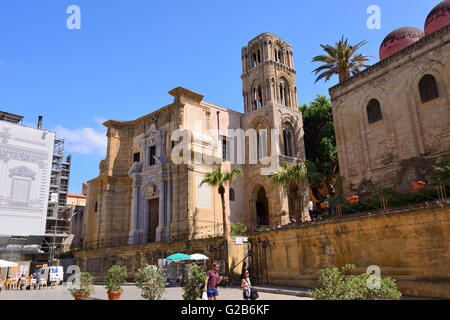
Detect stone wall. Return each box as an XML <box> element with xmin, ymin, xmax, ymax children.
<box><xmin>73</xmin><ymin>236</ymin><xmax>249</xmax><ymax>283</ymax></box>
<box><xmin>248</xmin><ymin>205</ymin><xmax>450</xmax><ymax>298</ymax></box>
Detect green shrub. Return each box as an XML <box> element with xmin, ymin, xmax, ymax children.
<box><xmin>68</xmin><ymin>272</ymin><xmax>95</xmax><ymax>297</ymax></box>
<box><xmin>135</xmin><ymin>265</ymin><xmax>167</xmax><ymax>300</ymax></box>
<box><xmin>318</xmin><ymin>212</ymin><xmax>329</xmax><ymax>220</ymax></box>
<box><xmin>182</xmin><ymin>263</ymin><xmax>207</xmax><ymax>300</ymax></box>
<box><xmin>104</xmin><ymin>265</ymin><xmax>127</xmax><ymax>292</ymax></box>
<box><xmin>231</xmin><ymin>222</ymin><xmax>248</xmax><ymax>236</ymax></box>
<box><xmin>309</xmin><ymin>264</ymin><xmax>401</xmax><ymax>300</ymax></box>
<box><xmin>257</xmin><ymin>226</ymin><xmax>271</xmax><ymax>232</ymax></box>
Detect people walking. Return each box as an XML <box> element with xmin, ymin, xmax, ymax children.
<box><xmin>204</xmin><ymin>263</ymin><xmax>222</xmax><ymax>300</ymax></box>
<box><xmin>241</xmin><ymin>270</ymin><xmax>252</xmax><ymax>300</ymax></box>
<box><xmin>308</xmin><ymin>198</ymin><xmax>315</xmax><ymax>221</ymax></box>
<box><xmin>325</xmin><ymin>194</ymin><xmax>334</xmax><ymax>216</ymax></box>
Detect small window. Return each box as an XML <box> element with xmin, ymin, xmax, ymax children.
<box><xmin>149</xmin><ymin>146</ymin><xmax>156</xmax><ymax>166</ymax></box>
<box><xmin>222</xmin><ymin>137</ymin><xmax>231</xmax><ymax>161</ymax></box>
<box><xmin>229</xmin><ymin>188</ymin><xmax>235</xmax><ymax>201</ymax></box>
<box><xmin>367</xmin><ymin>99</ymin><xmax>382</xmax><ymax>124</ymax></box>
<box><xmin>133</xmin><ymin>152</ymin><xmax>140</xmax><ymax>162</ymax></box>
<box><xmin>94</xmin><ymin>201</ymin><xmax>98</xmax><ymax>212</ymax></box>
<box><xmin>283</xmin><ymin>129</ymin><xmax>293</xmax><ymax>157</ymax></box>
<box><xmin>419</xmin><ymin>74</ymin><xmax>439</xmax><ymax>103</ymax></box>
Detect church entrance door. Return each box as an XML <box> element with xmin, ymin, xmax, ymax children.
<box><xmin>256</xmin><ymin>187</ymin><xmax>269</xmax><ymax>227</ymax></box>
<box><xmin>148</xmin><ymin>198</ymin><xmax>159</xmax><ymax>243</ymax></box>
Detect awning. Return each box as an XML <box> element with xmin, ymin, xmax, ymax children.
<box><xmin>0</xmin><ymin>259</ymin><xmax>18</xmax><ymax>268</ymax></box>
<box><xmin>190</xmin><ymin>253</ymin><xmax>209</xmax><ymax>260</ymax></box>
<box><xmin>166</xmin><ymin>253</ymin><xmax>191</xmax><ymax>261</ymax></box>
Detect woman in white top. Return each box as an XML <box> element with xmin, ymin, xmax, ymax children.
<box><xmin>240</xmin><ymin>269</ymin><xmax>252</xmax><ymax>300</ymax></box>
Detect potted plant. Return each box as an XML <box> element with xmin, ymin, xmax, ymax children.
<box><xmin>104</xmin><ymin>265</ymin><xmax>127</xmax><ymax>300</ymax></box>
<box><xmin>411</xmin><ymin>181</ymin><xmax>425</xmax><ymax>190</ymax></box>
<box><xmin>135</xmin><ymin>265</ymin><xmax>167</xmax><ymax>300</ymax></box>
<box><xmin>346</xmin><ymin>195</ymin><xmax>359</xmax><ymax>204</ymax></box>
<box><xmin>68</xmin><ymin>272</ymin><xmax>95</xmax><ymax>300</ymax></box>
<box><xmin>182</xmin><ymin>264</ymin><xmax>207</xmax><ymax>300</ymax></box>
<box><xmin>320</xmin><ymin>202</ymin><xmax>329</xmax><ymax>209</ymax></box>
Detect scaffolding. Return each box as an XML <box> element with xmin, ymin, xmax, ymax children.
<box><xmin>45</xmin><ymin>138</ymin><xmax>73</xmax><ymax>262</ymax></box>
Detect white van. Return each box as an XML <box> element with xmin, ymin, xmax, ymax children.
<box><xmin>38</xmin><ymin>266</ymin><xmax>64</xmax><ymax>285</ymax></box>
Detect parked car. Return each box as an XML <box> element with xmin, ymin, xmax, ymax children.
<box><xmin>38</xmin><ymin>266</ymin><xmax>64</xmax><ymax>285</ymax></box>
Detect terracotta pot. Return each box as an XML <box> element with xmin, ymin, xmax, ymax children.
<box><xmin>73</xmin><ymin>294</ymin><xmax>89</xmax><ymax>300</ymax></box>
<box><xmin>107</xmin><ymin>291</ymin><xmax>122</xmax><ymax>300</ymax></box>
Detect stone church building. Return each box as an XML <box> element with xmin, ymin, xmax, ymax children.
<box><xmin>84</xmin><ymin>33</ymin><xmax>308</xmax><ymax>249</ymax></box>
<box><xmin>329</xmin><ymin>1</ymin><xmax>450</xmax><ymax>195</ymax></box>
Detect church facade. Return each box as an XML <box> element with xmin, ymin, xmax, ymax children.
<box><xmin>84</xmin><ymin>33</ymin><xmax>308</xmax><ymax>249</ymax></box>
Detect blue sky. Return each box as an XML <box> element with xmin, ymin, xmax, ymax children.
<box><xmin>0</xmin><ymin>0</ymin><xmax>440</xmax><ymax>193</ymax></box>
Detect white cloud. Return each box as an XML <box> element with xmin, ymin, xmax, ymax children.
<box><xmin>52</xmin><ymin>124</ymin><xmax>107</xmax><ymax>156</ymax></box>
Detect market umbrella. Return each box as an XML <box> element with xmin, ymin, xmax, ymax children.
<box><xmin>0</xmin><ymin>260</ymin><xmax>18</xmax><ymax>268</ymax></box>
<box><xmin>190</xmin><ymin>253</ymin><xmax>209</xmax><ymax>260</ymax></box>
<box><xmin>166</xmin><ymin>253</ymin><xmax>191</xmax><ymax>261</ymax></box>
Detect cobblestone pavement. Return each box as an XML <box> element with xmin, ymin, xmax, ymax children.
<box><xmin>0</xmin><ymin>284</ymin><xmax>312</xmax><ymax>300</ymax></box>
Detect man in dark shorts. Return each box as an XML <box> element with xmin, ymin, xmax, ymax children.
<box><xmin>204</xmin><ymin>263</ymin><xmax>223</xmax><ymax>300</ymax></box>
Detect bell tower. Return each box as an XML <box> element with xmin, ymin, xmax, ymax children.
<box><xmin>240</xmin><ymin>33</ymin><xmax>309</xmax><ymax>227</ymax></box>
<box><xmin>241</xmin><ymin>33</ymin><xmax>298</xmax><ymax>112</ymax></box>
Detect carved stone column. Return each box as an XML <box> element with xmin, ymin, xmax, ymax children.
<box><xmin>128</xmin><ymin>182</ymin><xmax>142</xmax><ymax>245</ymax></box>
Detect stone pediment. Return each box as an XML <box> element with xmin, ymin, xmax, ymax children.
<box><xmin>9</xmin><ymin>165</ymin><xmax>37</xmax><ymax>180</ymax></box>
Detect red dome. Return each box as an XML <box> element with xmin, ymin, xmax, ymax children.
<box><xmin>425</xmin><ymin>0</ymin><xmax>450</xmax><ymax>35</ymax></box>
<box><xmin>379</xmin><ymin>27</ymin><xmax>424</xmax><ymax>60</ymax></box>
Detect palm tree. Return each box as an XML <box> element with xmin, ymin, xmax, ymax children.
<box><xmin>268</xmin><ymin>162</ymin><xmax>308</xmax><ymax>222</ymax></box>
<box><xmin>431</xmin><ymin>157</ymin><xmax>450</xmax><ymax>200</ymax></box>
<box><xmin>312</xmin><ymin>36</ymin><xmax>371</xmax><ymax>83</ymax></box>
<box><xmin>200</xmin><ymin>166</ymin><xmax>243</xmax><ymax>237</ymax></box>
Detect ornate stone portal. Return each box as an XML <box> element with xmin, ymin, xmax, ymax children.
<box><xmin>128</xmin><ymin>117</ymin><xmax>172</xmax><ymax>244</ymax></box>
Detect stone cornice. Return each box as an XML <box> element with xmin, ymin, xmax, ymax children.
<box><xmin>241</xmin><ymin>60</ymin><xmax>296</xmax><ymax>79</ymax></box>
<box><xmin>103</xmin><ymin>103</ymin><xmax>175</xmax><ymax>129</ymax></box>
<box><xmin>169</xmin><ymin>87</ymin><xmax>204</xmax><ymax>103</ymax></box>
<box><xmin>329</xmin><ymin>24</ymin><xmax>450</xmax><ymax>99</ymax></box>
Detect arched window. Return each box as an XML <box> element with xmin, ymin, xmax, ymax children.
<box><xmin>256</xmin><ymin>130</ymin><xmax>267</xmax><ymax>159</ymax></box>
<box><xmin>279</xmin><ymin>79</ymin><xmax>290</xmax><ymax>107</ymax></box>
<box><xmin>252</xmin><ymin>88</ymin><xmax>257</xmax><ymax>110</ymax></box>
<box><xmin>283</xmin><ymin>128</ymin><xmax>294</xmax><ymax>157</ymax></box>
<box><xmin>252</xmin><ymin>84</ymin><xmax>263</xmax><ymax>110</ymax></box>
<box><xmin>257</xmin><ymin>50</ymin><xmax>261</xmax><ymax>64</ymax></box>
<box><xmin>229</xmin><ymin>188</ymin><xmax>235</xmax><ymax>201</ymax></box>
<box><xmin>367</xmin><ymin>99</ymin><xmax>382</xmax><ymax>124</ymax></box>
<box><xmin>257</xmin><ymin>85</ymin><xmax>263</xmax><ymax>108</ymax></box>
<box><xmin>419</xmin><ymin>74</ymin><xmax>439</xmax><ymax>103</ymax></box>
